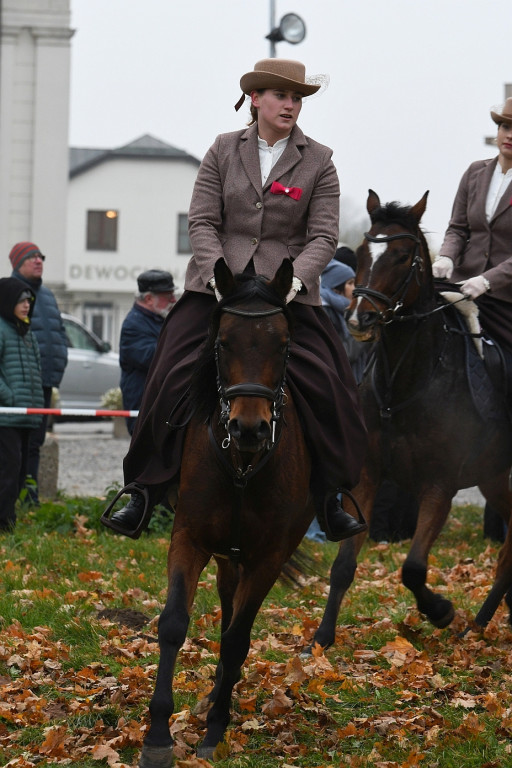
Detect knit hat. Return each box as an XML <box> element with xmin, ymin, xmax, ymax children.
<box><xmin>334</xmin><ymin>245</ymin><xmax>357</xmax><ymax>272</ymax></box>
<box><xmin>9</xmin><ymin>242</ymin><xmax>43</xmax><ymax>270</ymax></box>
<box><xmin>321</xmin><ymin>259</ymin><xmax>355</xmax><ymax>291</ymax></box>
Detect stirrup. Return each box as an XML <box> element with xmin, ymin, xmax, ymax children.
<box><xmin>101</xmin><ymin>483</ymin><xmax>151</xmax><ymax>539</ymax></box>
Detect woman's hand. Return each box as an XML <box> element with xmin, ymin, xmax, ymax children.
<box><xmin>432</xmin><ymin>256</ymin><xmax>454</xmax><ymax>279</ymax></box>
<box><xmin>208</xmin><ymin>278</ymin><xmax>223</xmax><ymax>301</ymax></box>
<box><xmin>458</xmin><ymin>275</ymin><xmax>491</xmax><ymax>299</ymax></box>
<box><xmin>285</xmin><ymin>277</ymin><xmax>303</xmax><ymax>304</ymax></box>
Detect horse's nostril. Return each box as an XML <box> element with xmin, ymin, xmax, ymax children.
<box><xmin>228</xmin><ymin>418</ymin><xmax>271</xmax><ymax>446</ymax></box>
<box><xmin>229</xmin><ymin>419</ymin><xmax>242</xmax><ymax>440</ymax></box>
<box><xmin>360</xmin><ymin>312</ymin><xmax>377</xmax><ymax>329</ymax></box>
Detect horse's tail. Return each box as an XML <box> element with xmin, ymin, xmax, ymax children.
<box><xmin>280</xmin><ymin>542</ymin><xmax>319</xmax><ymax>586</ymax></box>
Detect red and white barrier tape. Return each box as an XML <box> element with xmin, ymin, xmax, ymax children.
<box><xmin>0</xmin><ymin>407</ymin><xmax>139</xmax><ymax>418</ymax></box>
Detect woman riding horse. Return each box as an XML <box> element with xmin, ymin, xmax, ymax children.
<box><xmin>433</xmin><ymin>96</ymin><xmax>512</xmax><ymax>397</ymax></box>
<box><xmin>103</xmin><ymin>58</ymin><xmax>368</xmax><ymax>542</ymax></box>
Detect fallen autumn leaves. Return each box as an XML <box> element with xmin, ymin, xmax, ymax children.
<box><xmin>1</xmin><ymin>503</ymin><xmax>511</xmax><ymax>767</ymax></box>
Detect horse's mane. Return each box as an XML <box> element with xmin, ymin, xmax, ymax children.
<box><xmin>370</xmin><ymin>201</ymin><xmax>430</xmax><ymax>261</ymax></box>
<box><xmin>370</xmin><ymin>201</ymin><xmax>430</xmax><ymax>252</ymax></box>
<box><xmin>189</xmin><ymin>273</ymin><xmax>292</xmax><ymax>421</ymax></box>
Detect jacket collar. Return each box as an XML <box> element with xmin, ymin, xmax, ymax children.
<box><xmin>239</xmin><ymin>123</ymin><xmax>307</xmax><ymax>195</ymax></box>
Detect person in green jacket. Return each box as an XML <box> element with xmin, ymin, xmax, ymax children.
<box><xmin>0</xmin><ymin>277</ymin><xmax>44</xmax><ymax>531</ymax></box>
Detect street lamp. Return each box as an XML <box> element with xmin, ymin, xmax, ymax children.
<box><xmin>266</xmin><ymin>2</ymin><xmax>306</xmax><ymax>57</ymax></box>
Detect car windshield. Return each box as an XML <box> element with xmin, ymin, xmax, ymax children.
<box><xmin>64</xmin><ymin>321</ymin><xmax>98</xmax><ymax>351</ymax></box>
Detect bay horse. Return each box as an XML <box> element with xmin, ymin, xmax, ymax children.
<box><xmin>138</xmin><ymin>259</ymin><xmax>315</xmax><ymax>768</ymax></box>
<box><xmin>311</xmin><ymin>190</ymin><xmax>512</xmax><ymax>652</ymax></box>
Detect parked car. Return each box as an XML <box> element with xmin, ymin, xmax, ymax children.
<box><xmin>58</xmin><ymin>313</ymin><xmax>120</xmax><ymax>410</ymax></box>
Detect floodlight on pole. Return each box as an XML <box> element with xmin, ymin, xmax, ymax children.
<box><xmin>266</xmin><ymin>2</ymin><xmax>306</xmax><ymax>57</ymax></box>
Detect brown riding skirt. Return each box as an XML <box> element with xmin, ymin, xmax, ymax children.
<box><xmin>123</xmin><ymin>290</ymin><xmax>368</xmax><ymax>495</ymax></box>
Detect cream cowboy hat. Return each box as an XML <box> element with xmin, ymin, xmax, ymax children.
<box><xmin>235</xmin><ymin>59</ymin><xmax>322</xmax><ymax>111</ymax></box>
<box><xmin>490</xmin><ymin>96</ymin><xmax>512</xmax><ymax>125</ymax></box>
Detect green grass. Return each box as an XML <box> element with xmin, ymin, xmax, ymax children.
<box><xmin>0</xmin><ymin>498</ymin><xmax>510</xmax><ymax>767</ymax></box>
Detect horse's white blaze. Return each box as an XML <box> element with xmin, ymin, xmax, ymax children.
<box><xmin>368</xmin><ymin>238</ymin><xmax>388</xmax><ymax>267</ymax></box>
<box><xmin>347</xmin><ymin>301</ymin><xmax>361</xmax><ymax>327</ymax></box>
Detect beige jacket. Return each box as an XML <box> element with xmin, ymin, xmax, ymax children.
<box><xmin>186</xmin><ymin>123</ymin><xmax>340</xmax><ymax>305</ymax></box>
<box><xmin>439</xmin><ymin>157</ymin><xmax>512</xmax><ymax>303</ymax></box>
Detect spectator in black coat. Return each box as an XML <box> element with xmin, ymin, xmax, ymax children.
<box><xmin>9</xmin><ymin>242</ymin><xmax>68</xmax><ymax>505</ymax></box>
<box><xmin>120</xmin><ymin>270</ymin><xmax>176</xmax><ymax>435</ymax></box>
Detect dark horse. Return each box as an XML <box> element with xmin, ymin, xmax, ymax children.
<box><xmin>312</xmin><ymin>190</ymin><xmax>512</xmax><ymax>652</ymax></box>
<box><xmin>138</xmin><ymin>259</ymin><xmax>315</xmax><ymax>768</ymax></box>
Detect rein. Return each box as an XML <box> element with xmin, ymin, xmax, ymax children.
<box><xmin>210</xmin><ymin>301</ymin><xmax>289</xmax><ymax>563</ymax></box>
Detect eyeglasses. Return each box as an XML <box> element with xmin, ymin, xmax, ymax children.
<box><xmin>26</xmin><ymin>253</ymin><xmax>45</xmax><ymax>262</ymax></box>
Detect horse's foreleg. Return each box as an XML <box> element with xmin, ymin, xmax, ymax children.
<box><xmin>311</xmin><ymin>475</ymin><xmax>377</xmax><ymax>651</ymax></box>
<box><xmin>197</xmin><ymin>560</ymin><xmax>282</xmax><ymax>760</ymax></box>
<box><xmin>401</xmin><ymin>488</ymin><xmax>453</xmax><ymax>627</ymax></box>
<box><xmin>474</xmin><ymin>474</ymin><xmax>512</xmax><ymax>628</ymax></box>
<box><xmin>198</xmin><ymin>557</ymin><xmax>240</xmax><ymax>711</ymax></box>
<box><xmin>140</xmin><ymin>533</ymin><xmax>209</xmax><ymax>768</ymax></box>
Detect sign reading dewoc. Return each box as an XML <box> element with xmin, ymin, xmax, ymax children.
<box><xmin>69</xmin><ymin>264</ymin><xmax>144</xmax><ymax>282</ymax></box>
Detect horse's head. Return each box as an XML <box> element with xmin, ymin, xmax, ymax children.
<box><xmin>213</xmin><ymin>258</ymin><xmax>293</xmax><ymax>456</ymax></box>
<box><xmin>348</xmin><ymin>190</ymin><xmax>431</xmax><ymax>341</ymax></box>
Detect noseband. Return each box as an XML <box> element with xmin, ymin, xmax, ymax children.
<box><xmin>214</xmin><ymin>304</ymin><xmax>289</xmax><ymax>450</ymax></box>
<box><xmin>353</xmin><ymin>231</ymin><xmax>423</xmax><ymax>323</ymax></box>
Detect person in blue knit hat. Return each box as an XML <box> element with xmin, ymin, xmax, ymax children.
<box><xmin>320</xmin><ymin>258</ymin><xmax>367</xmax><ymax>383</ymax></box>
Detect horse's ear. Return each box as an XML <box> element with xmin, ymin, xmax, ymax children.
<box><xmin>269</xmin><ymin>259</ymin><xmax>294</xmax><ymax>301</ymax></box>
<box><xmin>367</xmin><ymin>189</ymin><xmax>381</xmax><ymax>216</ymax></box>
<box><xmin>214</xmin><ymin>258</ymin><xmax>237</xmax><ymax>297</ymax></box>
<box><xmin>410</xmin><ymin>191</ymin><xmax>429</xmax><ymax>223</ymax></box>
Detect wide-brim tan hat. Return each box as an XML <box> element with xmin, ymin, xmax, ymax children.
<box><xmin>490</xmin><ymin>96</ymin><xmax>512</xmax><ymax>125</ymax></box>
<box><xmin>240</xmin><ymin>58</ymin><xmax>320</xmax><ymax>96</ymax></box>
<box><xmin>235</xmin><ymin>58</ymin><xmax>322</xmax><ymax>111</ymax></box>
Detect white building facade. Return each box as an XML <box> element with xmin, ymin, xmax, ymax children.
<box><xmin>0</xmin><ymin>0</ymin><xmax>73</xmax><ymax>286</ymax></box>
<box><xmin>1</xmin><ymin>1</ymin><xmax>202</xmax><ymax>352</ymax></box>
<box><xmin>65</xmin><ymin>135</ymin><xmax>201</xmax><ymax>349</ymax></box>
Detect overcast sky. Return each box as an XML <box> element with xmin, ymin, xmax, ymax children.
<box><xmin>69</xmin><ymin>0</ymin><xmax>511</xmax><ymax>251</ymax></box>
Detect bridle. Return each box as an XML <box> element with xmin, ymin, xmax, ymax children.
<box><xmin>353</xmin><ymin>231</ymin><xmax>424</xmax><ymax>324</ymax></box>
<box><xmin>210</xmin><ymin>301</ymin><xmax>290</xmax><ymax>564</ymax></box>
<box><xmin>214</xmin><ymin>304</ymin><xmax>289</xmax><ymax>452</ymax></box>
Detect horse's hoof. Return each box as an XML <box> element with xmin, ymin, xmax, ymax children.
<box><xmin>299</xmin><ymin>646</ymin><xmax>313</xmax><ymax>658</ymax></box>
<box><xmin>197</xmin><ymin>745</ymin><xmax>216</xmax><ymax>760</ymax></box>
<box><xmin>138</xmin><ymin>743</ymin><xmax>174</xmax><ymax>768</ymax></box>
<box><xmin>429</xmin><ymin>602</ymin><xmax>455</xmax><ymax>629</ymax></box>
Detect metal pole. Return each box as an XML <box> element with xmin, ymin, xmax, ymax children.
<box><xmin>269</xmin><ymin>0</ymin><xmax>276</xmax><ymax>57</ymax></box>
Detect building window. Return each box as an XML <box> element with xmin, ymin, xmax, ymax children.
<box><xmin>177</xmin><ymin>213</ymin><xmax>192</xmax><ymax>254</ymax></box>
<box><xmin>87</xmin><ymin>210</ymin><xmax>118</xmax><ymax>250</ymax></box>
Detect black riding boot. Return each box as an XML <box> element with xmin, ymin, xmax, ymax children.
<box><xmin>102</xmin><ymin>483</ymin><xmax>158</xmax><ymax>539</ymax></box>
<box><xmin>316</xmin><ymin>493</ymin><xmax>367</xmax><ymax>543</ymax></box>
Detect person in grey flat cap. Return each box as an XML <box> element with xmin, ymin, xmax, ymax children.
<box><xmin>119</xmin><ymin>269</ymin><xmax>176</xmax><ymax>435</ymax></box>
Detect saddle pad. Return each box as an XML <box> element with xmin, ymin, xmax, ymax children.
<box><xmin>449</xmin><ymin>305</ymin><xmax>504</xmax><ymax>422</ymax></box>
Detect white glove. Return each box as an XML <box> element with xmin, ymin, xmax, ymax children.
<box><xmin>432</xmin><ymin>256</ymin><xmax>454</xmax><ymax>279</ymax></box>
<box><xmin>458</xmin><ymin>275</ymin><xmax>490</xmax><ymax>300</ymax></box>
<box><xmin>208</xmin><ymin>277</ymin><xmax>222</xmax><ymax>302</ymax></box>
<box><xmin>285</xmin><ymin>277</ymin><xmax>303</xmax><ymax>305</ymax></box>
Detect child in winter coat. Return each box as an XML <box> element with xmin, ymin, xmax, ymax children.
<box><xmin>320</xmin><ymin>258</ymin><xmax>367</xmax><ymax>383</ymax></box>
<box><xmin>0</xmin><ymin>277</ymin><xmax>44</xmax><ymax>531</ymax></box>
